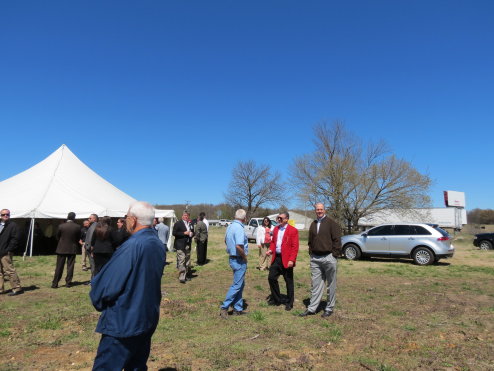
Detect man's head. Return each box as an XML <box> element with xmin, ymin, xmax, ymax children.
<box><xmin>158</xmin><ymin>217</ymin><xmax>164</xmax><ymax>224</ymax></box>
<box><xmin>234</xmin><ymin>209</ymin><xmax>247</xmax><ymax>222</ymax></box>
<box><xmin>1</xmin><ymin>209</ymin><xmax>11</xmax><ymax>223</ymax></box>
<box><xmin>83</xmin><ymin>220</ymin><xmax>90</xmax><ymax>228</ymax></box>
<box><xmin>67</xmin><ymin>212</ymin><xmax>76</xmax><ymax>221</ymax></box>
<box><xmin>153</xmin><ymin>218</ymin><xmax>158</xmax><ymax>226</ymax></box>
<box><xmin>315</xmin><ymin>203</ymin><xmax>326</xmax><ymax>219</ymax></box>
<box><xmin>89</xmin><ymin>214</ymin><xmax>99</xmax><ymax>224</ymax></box>
<box><xmin>277</xmin><ymin>211</ymin><xmax>289</xmax><ymax>227</ymax></box>
<box><xmin>126</xmin><ymin>201</ymin><xmax>155</xmax><ymax>234</ymax></box>
<box><xmin>199</xmin><ymin>212</ymin><xmax>206</xmax><ymax>220</ymax></box>
<box><xmin>182</xmin><ymin>211</ymin><xmax>190</xmax><ymax>221</ymax></box>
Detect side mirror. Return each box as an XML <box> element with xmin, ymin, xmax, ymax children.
<box><xmin>362</xmin><ymin>233</ymin><xmax>368</xmax><ymax>238</ymax></box>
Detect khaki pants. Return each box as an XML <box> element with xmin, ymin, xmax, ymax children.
<box><xmin>258</xmin><ymin>243</ymin><xmax>271</xmax><ymax>271</ymax></box>
<box><xmin>81</xmin><ymin>244</ymin><xmax>88</xmax><ymax>269</ymax></box>
<box><xmin>0</xmin><ymin>253</ymin><xmax>22</xmax><ymax>293</ymax></box>
<box><xmin>176</xmin><ymin>245</ymin><xmax>191</xmax><ymax>281</ymax></box>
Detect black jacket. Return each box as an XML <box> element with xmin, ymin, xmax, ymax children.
<box><xmin>0</xmin><ymin>220</ymin><xmax>19</xmax><ymax>256</ymax></box>
<box><xmin>173</xmin><ymin>220</ymin><xmax>194</xmax><ymax>250</ymax></box>
<box><xmin>308</xmin><ymin>216</ymin><xmax>342</xmax><ymax>257</ymax></box>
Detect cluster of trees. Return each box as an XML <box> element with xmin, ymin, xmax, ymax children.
<box><xmin>224</xmin><ymin>121</ymin><xmax>432</xmax><ymax>231</ymax></box>
<box><xmin>467</xmin><ymin>209</ymin><xmax>494</xmax><ymax>225</ymax></box>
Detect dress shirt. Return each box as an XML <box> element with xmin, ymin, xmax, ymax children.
<box><xmin>316</xmin><ymin>215</ymin><xmax>327</xmax><ymax>234</ymax></box>
<box><xmin>276</xmin><ymin>224</ymin><xmax>287</xmax><ymax>254</ymax></box>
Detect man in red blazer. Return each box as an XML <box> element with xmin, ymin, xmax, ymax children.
<box><xmin>266</xmin><ymin>211</ymin><xmax>299</xmax><ymax>311</ymax></box>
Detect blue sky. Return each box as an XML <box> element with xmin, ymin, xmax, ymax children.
<box><xmin>1</xmin><ymin>1</ymin><xmax>492</xmax><ymax>210</ymax></box>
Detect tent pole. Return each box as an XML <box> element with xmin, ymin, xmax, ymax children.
<box><xmin>30</xmin><ymin>217</ymin><xmax>35</xmax><ymax>257</ymax></box>
<box><xmin>23</xmin><ymin>218</ymin><xmax>34</xmax><ymax>261</ymax></box>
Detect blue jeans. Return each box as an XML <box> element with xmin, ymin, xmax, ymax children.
<box><xmin>93</xmin><ymin>331</ymin><xmax>152</xmax><ymax>371</ymax></box>
<box><xmin>221</xmin><ymin>256</ymin><xmax>247</xmax><ymax>312</ymax></box>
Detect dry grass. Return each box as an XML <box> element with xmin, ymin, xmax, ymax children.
<box><xmin>0</xmin><ymin>227</ymin><xmax>493</xmax><ymax>370</ymax></box>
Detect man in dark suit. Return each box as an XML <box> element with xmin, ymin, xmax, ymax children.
<box><xmin>266</xmin><ymin>211</ymin><xmax>299</xmax><ymax>311</ymax></box>
<box><xmin>84</xmin><ymin>213</ymin><xmax>98</xmax><ymax>278</ymax></box>
<box><xmin>52</xmin><ymin>212</ymin><xmax>81</xmax><ymax>288</ymax></box>
<box><xmin>0</xmin><ymin>208</ymin><xmax>23</xmax><ymax>296</ymax></box>
<box><xmin>172</xmin><ymin>211</ymin><xmax>194</xmax><ymax>283</ymax></box>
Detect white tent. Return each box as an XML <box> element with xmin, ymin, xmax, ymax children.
<box><xmin>0</xmin><ymin>144</ymin><xmax>175</xmax><ymax>255</ymax></box>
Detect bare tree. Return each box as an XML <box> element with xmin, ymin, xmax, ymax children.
<box><xmin>225</xmin><ymin>160</ymin><xmax>285</xmax><ymax>220</ymax></box>
<box><xmin>291</xmin><ymin>121</ymin><xmax>431</xmax><ymax>232</ymax></box>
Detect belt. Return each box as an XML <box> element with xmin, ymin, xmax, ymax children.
<box><xmin>229</xmin><ymin>255</ymin><xmax>238</xmax><ymax>259</ymax></box>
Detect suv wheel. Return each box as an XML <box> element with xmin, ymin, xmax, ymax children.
<box><xmin>344</xmin><ymin>244</ymin><xmax>361</xmax><ymax>260</ymax></box>
<box><xmin>412</xmin><ymin>247</ymin><xmax>434</xmax><ymax>266</ymax></box>
<box><xmin>479</xmin><ymin>240</ymin><xmax>493</xmax><ymax>250</ymax></box>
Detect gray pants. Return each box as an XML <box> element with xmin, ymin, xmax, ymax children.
<box><xmin>307</xmin><ymin>253</ymin><xmax>337</xmax><ymax>313</ymax></box>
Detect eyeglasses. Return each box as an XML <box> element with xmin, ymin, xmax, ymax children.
<box><xmin>1</xmin><ymin>213</ymin><xmax>10</xmax><ymax>217</ymax></box>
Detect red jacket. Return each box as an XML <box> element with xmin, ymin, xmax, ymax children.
<box><xmin>269</xmin><ymin>224</ymin><xmax>299</xmax><ymax>268</ymax></box>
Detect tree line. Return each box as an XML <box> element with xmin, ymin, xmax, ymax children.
<box><xmin>467</xmin><ymin>209</ymin><xmax>494</xmax><ymax>225</ymax></box>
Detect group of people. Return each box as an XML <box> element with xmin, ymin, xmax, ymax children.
<box><xmin>1</xmin><ymin>202</ymin><xmax>342</xmax><ymax>370</ymax></box>
<box><xmin>220</xmin><ymin>203</ymin><xmax>342</xmax><ymax>319</ymax></box>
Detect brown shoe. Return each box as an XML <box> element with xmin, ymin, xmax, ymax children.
<box><xmin>219</xmin><ymin>308</ymin><xmax>229</xmax><ymax>319</ymax></box>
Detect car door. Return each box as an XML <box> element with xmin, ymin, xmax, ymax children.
<box><xmin>245</xmin><ymin>219</ymin><xmax>259</xmax><ymax>240</ymax></box>
<box><xmin>387</xmin><ymin>225</ymin><xmax>413</xmax><ymax>256</ymax></box>
<box><xmin>362</xmin><ymin>225</ymin><xmax>393</xmax><ymax>254</ymax></box>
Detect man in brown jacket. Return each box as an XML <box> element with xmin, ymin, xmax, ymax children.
<box><xmin>300</xmin><ymin>203</ymin><xmax>341</xmax><ymax>318</ymax></box>
<box><xmin>52</xmin><ymin>212</ymin><xmax>81</xmax><ymax>288</ymax></box>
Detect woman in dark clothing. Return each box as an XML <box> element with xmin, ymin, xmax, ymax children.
<box><xmin>112</xmin><ymin>217</ymin><xmax>130</xmax><ymax>248</ymax></box>
<box><xmin>91</xmin><ymin>216</ymin><xmax>115</xmax><ymax>275</ymax></box>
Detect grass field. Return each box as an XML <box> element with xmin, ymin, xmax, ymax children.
<box><xmin>1</xmin><ymin>228</ymin><xmax>493</xmax><ymax>370</ymax></box>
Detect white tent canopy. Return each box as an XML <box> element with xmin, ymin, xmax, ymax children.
<box><xmin>0</xmin><ymin>144</ymin><xmax>175</xmax><ymax>255</ymax></box>
<box><xmin>0</xmin><ymin>144</ymin><xmax>174</xmax><ymax>218</ymax></box>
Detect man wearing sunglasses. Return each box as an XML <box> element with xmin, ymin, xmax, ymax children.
<box><xmin>266</xmin><ymin>212</ymin><xmax>299</xmax><ymax>311</ymax></box>
<box><xmin>0</xmin><ymin>209</ymin><xmax>24</xmax><ymax>296</ymax></box>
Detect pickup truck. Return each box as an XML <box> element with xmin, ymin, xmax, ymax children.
<box><xmin>244</xmin><ymin>217</ymin><xmax>278</xmax><ymax>242</ymax></box>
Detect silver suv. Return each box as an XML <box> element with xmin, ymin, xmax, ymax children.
<box><xmin>342</xmin><ymin>223</ymin><xmax>454</xmax><ymax>266</ymax></box>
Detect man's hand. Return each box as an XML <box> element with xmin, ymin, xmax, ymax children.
<box><xmin>287</xmin><ymin>260</ymin><xmax>294</xmax><ymax>268</ymax></box>
<box><xmin>266</xmin><ymin>250</ymin><xmax>272</xmax><ymax>256</ymax></box>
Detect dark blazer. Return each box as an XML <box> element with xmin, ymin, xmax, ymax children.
<box><xmin>56</xmin><ymin>221</ymin><xmax>82</xmax><ymax>255</ymax></box>
<box><xmin>0</xmin><ymin>220</ymin><xmax>19</xmax><ymax>256</ymax></box>
<box><xmin>269</xmin><ymin>224</ymin><xmax>300</xmax><ymax>268</ymax></box>
<box><xmin>308</xmin><ymin>216</ymin><xmax>342</xmax><ymax>257</ymax></box>
<box><xmin>172</xmin><ymin>220</ymin><xmax>193</xmax><ymax>250</ymax></box>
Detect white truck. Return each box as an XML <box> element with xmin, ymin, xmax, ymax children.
<box><xmin>244</xmin><ymin>217</ymin><xmax>278</xmax><ymax>242</ymax></box>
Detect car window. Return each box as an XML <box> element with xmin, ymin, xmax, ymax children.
<box><xmin>249</xmin><ymin>220</ymin><xmax>258</xmax><ymax>227</ymax></box>
<box><xmin>367</xmin><ymin>225</ymin><xmax>394</xmax><ymax>236</ymax></box>
<box><xmin>411</xmin><ymin>226</ymin><xmax>431</xmax><ymax>235</ymax></box>
<box><xmin>433</xmin><ymin>226</ymin><xmax>449</xmax><ymax>237</ymax></box>
<box><xmin>270</xmin><ymin>219</ymin><xmax>278</xmax><ymax>226</ymax></box>
<box><xmin>394</xmin><ymin>225</ymin><xmax>412</xmax><ymax>235</ymax></box>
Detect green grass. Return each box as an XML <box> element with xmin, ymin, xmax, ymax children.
<box><xmin>0</xmin><ymin>227</ymin><xmax>493</xmax><ymax>370</ymax></box>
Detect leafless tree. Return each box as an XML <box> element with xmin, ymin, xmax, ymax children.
<box><xmin>225</xmin><ymin>160</ymin><xmax>285</xmax><ymax>220</ymax></box>
<box><xmin>291</xmin><ymin>121</ymin><xmax>431</xmax><ymax>232</ymax></box>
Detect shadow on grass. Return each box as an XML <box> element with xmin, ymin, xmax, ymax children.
<box><xmin>354</xmin><ymin>257</ymin><xmax>451</xmax><ymax>266</ymax></box>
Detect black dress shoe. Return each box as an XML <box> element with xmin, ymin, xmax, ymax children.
<box><xmin>285</xmin><ymin>304</ymin><xmax>293</xmax><ymax>311</ymax></box>
<box><xmin>267</xmin><ymin>300</ymin><xmax>280</xmax><ymax>306</ymax></box>
<box><xmin>321</xmin><ymin>310</ymin><xmax>333</xmax><ymax>318</ymax></box>
<box><xmin>299</xmin><ymin>310</ymin><xmax>315</xmax><ymax>317</ymax></box>
<box><xmin>51</xmin><ymin>284</ymin><xmax>58</xmax><ymax>289</ymax></box>
<box><xmin>179</xmin><ymin>279</ymin><xmax>186</xmax><ymax>284</ymax></box>
<box><xmin>8</xmin><ymin>289</ymin><xmax>24</xmax><ymax>296</ymax></box>
<box><xmin>233</xmin><ymin>310</ymin><xmax>247</xmax><ymax>315</ymax></box>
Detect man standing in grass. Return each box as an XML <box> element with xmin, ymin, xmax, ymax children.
<box><xmin>220</xmin><ymin>209</ymin><xmax>248</xmax><ymax>318</ymax></box>
<box><xmin>0</xmin><ymin>209</ymin><xmax>23</xmax><ymax>296</ymax></box>
<box><xmin>51</xmin><ymin>212</ymin><xmax>81</xmax><ymax>288</ymax></box>
<box><xmin>90</xmin><ymin>201</ymin><xmax>165</xmax><ymax>370</ymax></box>
<box><xmin>300</xmin><ymin>203</ymin><xmax>342</xmax><ymax>318</ymax></box>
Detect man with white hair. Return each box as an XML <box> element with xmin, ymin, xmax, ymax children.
<box><xmin>219</xmin><ymin>209</ymin><xmax>248</xmax><ymax>319</ymax></box>
<box><xmin>90</xmin><ymin>201</ymin><xmax>165</xmax><ymax>370</ymax></box>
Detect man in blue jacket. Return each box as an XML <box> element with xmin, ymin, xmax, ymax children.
<box><xmin>90</xmin><ymin>201</ymin><xmax>165</xmax><ymax>370</ymax></box>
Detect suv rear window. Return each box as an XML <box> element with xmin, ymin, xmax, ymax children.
<box><xmin>433</xmin><ymin>226</ymin><xmax>449</xmax><ymax>237</ymax></box>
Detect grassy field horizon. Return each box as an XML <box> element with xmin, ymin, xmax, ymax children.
<box><xmin>0</xmin><ymin>227</ymin><xmax>493</xmax><ymax>370</ymax></box>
